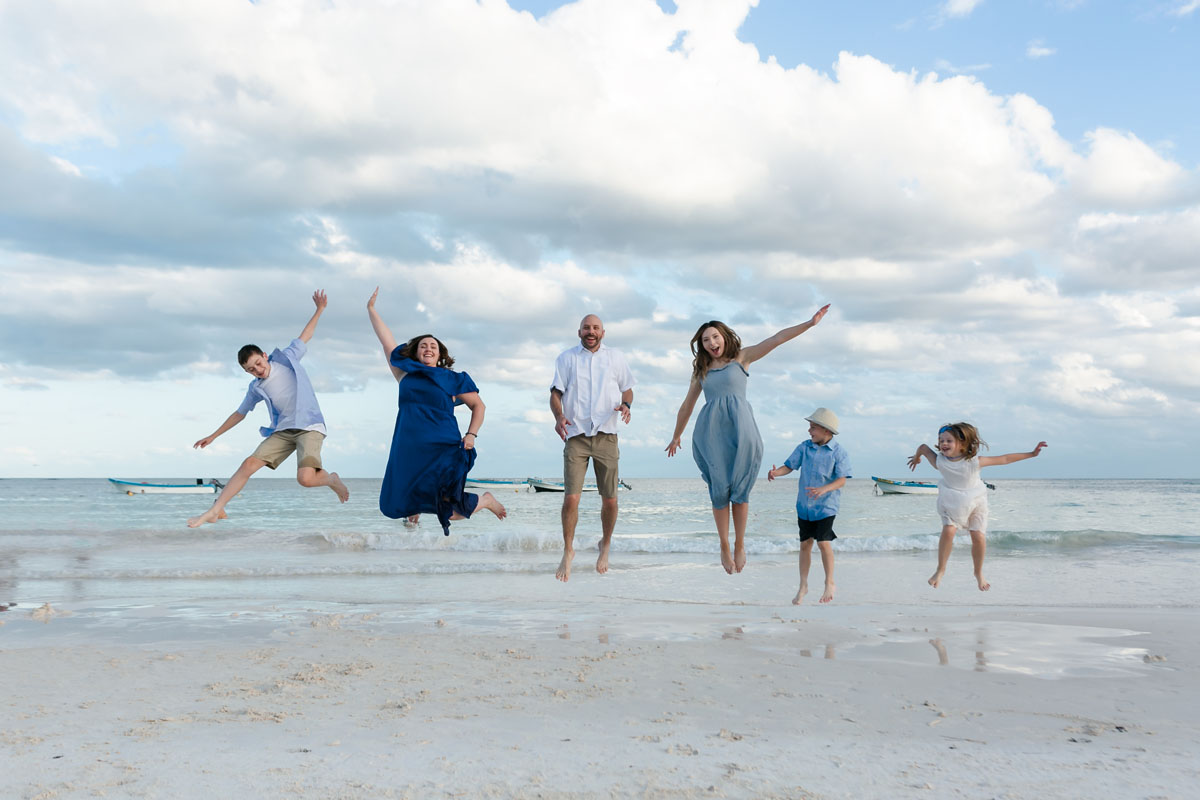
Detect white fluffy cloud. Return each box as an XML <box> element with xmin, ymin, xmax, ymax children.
<box><xmin>2</xmin><ymin>0</ymin><xmax>1198</xmax><ymax>477</ymax></box>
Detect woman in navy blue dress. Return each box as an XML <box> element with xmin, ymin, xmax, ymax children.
<box><xmin>368</xmin><ymin>288</ymin><xmax>507</xmax><ymax>534</ymax></box>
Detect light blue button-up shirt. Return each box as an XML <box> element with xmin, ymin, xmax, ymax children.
<box><xmin>783</xmin><ymin>438</ymin><xmax>852</xmax><ymax>521</ymax></box>
<box><xmin>236</xmin><ymin>339</ymin><xmax>325</xmax><ymax>438</ymax></box>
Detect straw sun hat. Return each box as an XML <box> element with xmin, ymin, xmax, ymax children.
<box><xmin>804</xmin><ymin>407</ymin><xmax>840</xmax><ymax>435</ymax></box>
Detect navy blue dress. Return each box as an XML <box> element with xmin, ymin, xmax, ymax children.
<box><xmin>379</xmin><ymin>352</ymin><xmax>480</xmax><ymax>535</ymax></box>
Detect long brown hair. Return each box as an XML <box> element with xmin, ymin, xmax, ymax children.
<box><xmin>690</xmin><ymin>321</ymin><xmax>741</xmax><ymax>381</ymax></box>
<box><xmin>399</xmin><ymin>334</ymin><xmax>455</xmax><ymax>368</ymax></box>
<box><xmin>939</xmin><ymin>422</ymin><xmax>988</xmax><ymax>459</ymax></box>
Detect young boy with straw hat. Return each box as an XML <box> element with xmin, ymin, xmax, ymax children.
<box><xmin>767</xmin><ymin>408</ymin><xmax>852</xmax><ymax>604</ymax></box>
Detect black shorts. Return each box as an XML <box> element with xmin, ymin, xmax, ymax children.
<box><xmin>797</xmin><ymin>515</ymin><xmax>837</xmax><ymax>542</ymax></box>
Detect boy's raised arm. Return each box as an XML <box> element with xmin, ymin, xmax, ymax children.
<box><xmin>298</xmin><ymin>290</ymin><xmax>328</xmax><ymax>343</ymax></box>
<box><xmin>194</xmin><ymin>411</ymin><xmax>246</xmax><ymax>449</ymax></box>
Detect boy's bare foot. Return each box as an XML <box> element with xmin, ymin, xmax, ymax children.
<box><xmin>556</xmin><ymin>547</ymin><xmax>575</xmax><ymax>582</ymax></box>
<box><xmin>217</xmin><ymin>510</ymin><xmax>228</xmax><ymax>520</ymax></box>
<box><xmin>406</xmin><ymin>514</ymin><xmax>420</xmax><ymax>525</ymax></box>
<box><xmin>929</xmin><ymin>638</ymin><xmax>949</xmax><ymax>665</ymax></box>
<box><xmin>792</xmin><ymin>584</ymin><xmax>808</xmax><ymax>605</ymax></box>
<box><xmin>820</xmin><ymin>582</ymin><xmax>835</xmax><ymax>604</ymax></box>
<box><xmin>596</xmin><ymin>539</ymin><xmax>611</xmax><ymax>574</ymax></box>
<box><xmin>976</xmin><ymin>574</ymin><xmax>990</xmax><ymax>591</ymax></box>
<box><xmin>477</xmin><ymin>492</ymin><xmax>507</xmax><ymax>520</ymax></box>
<box><xmin>328</xmin><ymin>472</ymin><xmax>349</xmax><ymax>503</ymax></box>
<box><xmin>187</xmin><ymin>508</ymin><xmax>222</xmax><ymax>528</ymax></box>
<box><xmin>719</xmin><ymin>546</ymin><xmax>734</xmax><ymax>574</ymax></box>
<box><xmin>734</xmin><ymin>546</ymin><xmax>747</xmax><ymax>573</ymax></box>
<box><xmin>928</xmin><ymin>570</ymin><xmax>944</xmax><ymax>588</ymax></box>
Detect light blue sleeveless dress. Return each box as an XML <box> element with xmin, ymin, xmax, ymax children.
<box><xmin>691</xmin><ymin>362</ymin><xmax>764</xmax><ymax>508</ymax></box>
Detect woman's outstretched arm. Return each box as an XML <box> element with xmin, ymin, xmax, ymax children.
<box><xmin>740</xmin><ymin>304</ymin><xmax>830</xmax><ymax>366</ymax></box>
<box><xmin>367</xmin><ymin>287</ymin><xmax>405</xmax><ymax>382</ymax></box>
<box><xmin>665</xmin><ymin>378</ymin><xmax>703</xmax><ymax>456</ymax></box>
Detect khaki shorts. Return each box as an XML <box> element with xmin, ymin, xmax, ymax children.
<box><xmin>251</xmin><ymin>429</ymin><xmax>325</xmax><ymax>471</ymax></box>
<box><xmin>563</xmin><ymin>432</ymin><xmax>620</xmax><ymax>498</ymax></box>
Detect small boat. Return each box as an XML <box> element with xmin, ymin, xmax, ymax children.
<box><xmin>526</xmin><ymin>478</ymin><xmax>633</xmax><ymax>493</ymax></box>
<box><xmin>872</xmin><ymin>476</ymin><xmax>937</xmax><ymax>495</ymax></box>
<box><xmin>872</xmin><ymin>476</ymin><xmax>995</xmax><ymax>495</ymax></box>
<box><xmin>463</xmin><ymin>478</ymin><xmax>527</xmax><ymax>491</ymax></box>
<box><xmin>109</xmin><ymin>478</ymin><xmax>225</xmax><ymax>495</ymax></box>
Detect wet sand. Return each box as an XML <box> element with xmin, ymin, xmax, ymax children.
<box><xmin>2</xmin><ymin>596</ymin><xmax>1196</xmax><ymax>798</ymax></box>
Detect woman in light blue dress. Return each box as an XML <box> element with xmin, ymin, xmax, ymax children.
<box><xmin>666</xmin><ymin>305</ymin><xmax>830</xmax><ymax>574</ymax></box>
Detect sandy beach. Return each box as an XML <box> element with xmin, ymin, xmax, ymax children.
<box><xmin>3</xmin><ymin>547</ymin><xmax>1197</xmax><ymax>799</ymax></box>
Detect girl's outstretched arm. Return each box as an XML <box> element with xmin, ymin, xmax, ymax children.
<box><xmin>740</xmin><ymin>304</ymin><xmax>830</xmax><ymax>366</ymax></box>
<box><xmin>979</xmin><ymin>441</ymin><xmax>1048</xmax><ymax>468</ymax></box>
<box><xmin>907</xmin><ymin>444</ymin><xmax>938</xmax><ymax>471</ymax></box>
<box><xmin>665</xmin><ymin>378</ymin><xmax>703</xmax><ymax>457</ymax></box>
<box><xmin>367</xmin><ymin>287</ymin><xmax>405</xmax><ymax>382</ymax></box>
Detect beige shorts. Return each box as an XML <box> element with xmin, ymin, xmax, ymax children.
<box><xmin>563</xmin><ymin>432</ymin><xmax>620</xmax><ymax>498</ymax></box>
<box><xmin>251</xmin><ymin>429</ymin><xmax>325</xmax><ymax>471</ymax></box>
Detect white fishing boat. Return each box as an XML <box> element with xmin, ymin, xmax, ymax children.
<box><xmin>463</xmin><ymin>478</ymin><xmax>527</xmax><ymax>491</ymax></box>
<box><xmin>525</xmin><ymin>478</ymin><xmax>632</xmax><ymax>493</ymax></box>
<box><xmin>109</xmin><ymin>478</ymin><xmax>225</xmax><ymax>495</ymax></box>
<box><xmin>872</xmin><ymin>476</ymin><xmax>995</xmax><ymax>495</ymax></box>
<box><xmin>871</xmin><ymin>476</ymin><xmax>937</xmax><ymax>495</ymax></box>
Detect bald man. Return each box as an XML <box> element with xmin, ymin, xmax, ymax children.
<box><xmin>549</xmin><ymin>314</ymin><xmax>636</xmax><ymax>581</ymax></box>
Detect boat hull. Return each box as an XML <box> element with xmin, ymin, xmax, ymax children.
<box><xmin>871</xmin><ymin>476</ymin><xmax>937</xmax><ymax>495</ymax></box>
<box><xmin>109</xmin><ymin>479</ymin><xmax>221</xmax><ymax>495</ymax></box>
<box><xmin>463</xmin><ymin>478</ymin><xmax>527</xmax><ymax>491</ymax></box>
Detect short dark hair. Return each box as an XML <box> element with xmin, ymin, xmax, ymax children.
<box><xmin>237</xmin><ymin>344</ymin><xmax>264</xmax><ymax>366</ymax></box>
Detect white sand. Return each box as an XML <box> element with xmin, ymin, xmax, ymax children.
<box><xmin>3</xmin><ymin>592</ymin><xmax>1197</xmax><ymax>799</ymax></box>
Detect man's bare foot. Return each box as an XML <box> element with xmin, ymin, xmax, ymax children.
<box><xmin>820</xmin><ymin>582</ymin><xmax>835</xmax><ymax>604</ymax></box>
<box><xmin>596</xmin><ymin>539</ymin><xmax>611</xmax><ymax>574</ymax></box>
<box><xmin>734</xmin><ymin>546</ymin><xmax>747</xmax><ymax>573</ymax></box>
<box><xmin>719</xmin><ymin>546</ymin><xmax>734</xmax><ymax>574</ymax></box>
<box><xmin>328</xmin><ymin>472</ymin><xmax>349</xmax><ymax>503</ymax></box>
<box><xmin>556</xmin><ymin>548</ymin><xmax>575</xmax><ymax>582</ymax></box>
<box><xmin>976</xmin><ymin>574</ymin><xmax>990</xmax><ymax>591</ymax></box>
<box><xmin>792</xmin><ymin>584</ymin><xmax>808</xmax><ymax>605</ymax></box>
<box><xmin>478</xmin><ymin>492</ymin><xmax>507</xmax><ymax>520</ymax></box>
<box><xmin>217</xmin><ymin>510</ymin><xmax>228</xmax><ymax>520</ymax></box>
<box><xmin>187</xmin><ymin>508</ymin><xmax>222</xmax><ymax>528</ymax></box>
<box><xmin>928</xmin><ymin>570</ymin><xmax>944</xmax><ymax>588</ymax></box>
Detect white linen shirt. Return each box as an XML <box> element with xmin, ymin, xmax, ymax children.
<box><xmin>550</xmin><ymin>343</ymin><xmax>636</xmax><ymax>438</ymax></box>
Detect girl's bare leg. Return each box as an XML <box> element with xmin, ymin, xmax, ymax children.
<box><xmin>712</xmin><ymin>506</ymin><xmax>733</xmax><ymax>574</ymax></box>
<box><xmin>969</xmin><ymin>529</ymin><xmax>989</xmax><ymax>591</ymax></box>
<box><xmin>928</xmin><ymin>524</ymin><xmax>957</xmax><ymax>588</ymax></box>
<box><xmin>731</xmin><ymin>502</ymin><xmax>749</xmax><ymax>572</ymax></box>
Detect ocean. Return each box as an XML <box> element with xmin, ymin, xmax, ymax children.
<box><xmin>3</xmin><ymin>476</ymin><xmax>1198</xmax><ymax>680</ymax></box>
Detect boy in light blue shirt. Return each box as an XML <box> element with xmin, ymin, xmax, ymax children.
<box><xmin>186</xmin><ymin>290</ymin><xmax>349</xmax><ymax>528</ymax></box>
<box><xmin>767</xmin><ymin>408</ymin><xmax>851</xmax><ymax>605</ymax></box>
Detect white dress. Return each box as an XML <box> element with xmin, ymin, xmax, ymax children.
<box><xmin>934</xmin><ymin>455</ymin><xmax>988</xmax><ymax>532</ymax></box>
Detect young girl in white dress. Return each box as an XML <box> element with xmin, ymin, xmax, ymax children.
<box><xmin>908</xmin><ymin>423</ymin><xmax>1047</xmax><ymax>591</ymax></box>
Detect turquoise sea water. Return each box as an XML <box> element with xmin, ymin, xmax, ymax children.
<box><xmin>2</xmin><ymin>477</ymin><xmax>1198</xmax><ymax>638</ymax></box>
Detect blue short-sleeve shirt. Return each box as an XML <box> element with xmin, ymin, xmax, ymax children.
<box><xmin>783</xmin><ymin>438</ymin><xmax>852</xmax><ymax>521</ymax></box>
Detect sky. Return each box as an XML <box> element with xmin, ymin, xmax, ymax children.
<box><xmin>1</xmin><ymin>0</ymin><xmax>1198</xmax><ymax>481</ymax></box>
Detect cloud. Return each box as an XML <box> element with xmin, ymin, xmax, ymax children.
<box><xmin>942</xmin><ymin>0</ymin><xmax>986</xmax><ymax>18</ymax></box>
<box><xmin>1172</xmin><ymin>1</ymin><xmax>1200</xmax><ymax>16</ymax></box>
<box><xmin>1026</xmin><ymin>39</ymin><xmax>1056</xmax><ymax>59</ymax></box>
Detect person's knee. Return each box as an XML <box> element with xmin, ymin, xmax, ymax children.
<box><xmin>601</xmin><ymin>496</ymin><xmax>618</xmax><ymax>511</ymax></box>
<box><xmin>296</xmin><ymin>468</ymin><xmax>321</xmax><ymax>488</ymax></box>
<box><xmin>562</xmin><ymin>494</ymin><xmax>582</xmax><ymax>511</ymax></box>
<box><xmin>801</xmin><ymin>539</ymin><xmax>815</xmax><ymax>553</ymax></box>
<box><xmin>239</xmin><ymin>457</ymin><xmax>266</xmax><ymax>475</ymax></box>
